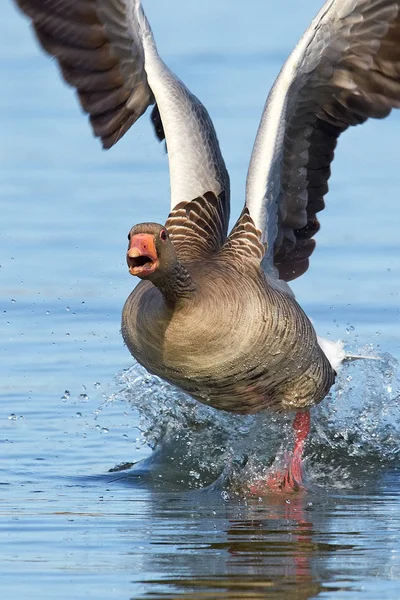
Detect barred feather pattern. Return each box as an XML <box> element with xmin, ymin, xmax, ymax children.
<box><xmin>221</xmin><ymin>207</ymin><xmax>265</xmax><ymax>267</ymax></box>
<box><xmin>165</xmin><ymin>191</ymin><xmax>229</xmax><ymax>261</ymax></box>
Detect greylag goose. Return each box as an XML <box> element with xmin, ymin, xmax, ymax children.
<box><xmin>14</xmin><ymin>0</ymin><xmax>400</xmax><ymax>492</ymax></box>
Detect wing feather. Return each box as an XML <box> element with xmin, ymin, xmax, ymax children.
<box><xmin>246</xmin><ymin>0</ymin><xmax>400</xmax><ymax>281</ymax></box>
<box><xmin>15</xmin><ymin>0</ymin><xmax>152</xmax><ymax>149</ymax></box>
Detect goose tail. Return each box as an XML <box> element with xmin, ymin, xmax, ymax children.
<box><xmin>317</xmin><ymin>337</ymin><xmax>379</xmax><ymax>371</ymax></box>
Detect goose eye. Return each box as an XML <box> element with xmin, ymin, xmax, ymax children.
<box><xmin>160</xmin><ymin>230</ymin><xmax>167</xmax><ymax>241</ymax></box>
<box><xmin>127</xmin><ymin>232</ymin><xmax>131</xmax><ymax>241</ymax></box>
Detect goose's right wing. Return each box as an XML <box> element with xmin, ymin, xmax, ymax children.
<box><xmin>14</xmin><ymin>0</ymin><xmax>230</xmax><ymax>255</ymax></box>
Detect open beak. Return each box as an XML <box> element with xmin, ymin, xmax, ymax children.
<box><xmin>127</xmin><ymin>233</ymin><xmax>159</xmax><ymax>277</ymax></box>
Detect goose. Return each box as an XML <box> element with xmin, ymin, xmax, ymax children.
<box><xmin>14</xmin><ymin>0</ymin><xmax>400</xmax><ymax>492</ymax></box>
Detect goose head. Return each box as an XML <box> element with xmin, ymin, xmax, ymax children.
<box><xmin>126</xmin><ymin>223</ymin><xmax>176</xmax><ymax>280</ymax></box>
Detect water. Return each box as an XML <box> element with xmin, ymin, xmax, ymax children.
<box><xmin>1</xmin><ymin>0</ymin><xmax>400</xmax><ymax>598</ymax></box>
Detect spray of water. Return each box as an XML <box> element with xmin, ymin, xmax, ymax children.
<box><xmin>113</xmin><ymin>346</ymin><xmax>400</xmax><ymax>491</ymax></box>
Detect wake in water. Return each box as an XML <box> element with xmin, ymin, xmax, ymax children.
<box><xmin>112</xmin><ymin>345</ymin><xmax>400</xmax><ymax>492</ymax></box>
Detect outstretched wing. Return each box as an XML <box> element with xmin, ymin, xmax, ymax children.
<box><xmin>245</xmin><ymin>0</ymin><xmax>400</xmax><ymax>281</ymax></box>
<box><xmin>15</xmin><ymin>0</ymin><xmax>154</xmax><ymax>149</ymax></box>
<box><xmin>14</xmin><ymin>0</ymin><xmax>230</xmax><ymax>250</ymax></box>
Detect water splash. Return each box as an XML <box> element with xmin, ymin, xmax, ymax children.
<box><xmin>115</xmin><ymin>366</ymin><xmax>287</xmax><ymax>486</ymax></box>
<box><xmin>113</xmin><ymin>347</ymin><xmax>400</xmax><ymax>490</ymax></box>
<box><xmin>307</xmin><ymin>349</ymin><xmax>400</xmax><ymax>488</ymax></box>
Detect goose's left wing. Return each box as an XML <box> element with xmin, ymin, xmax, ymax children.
<box><xmin>245</xmin><ymin>0</ymin><xmax>400</xmax><ymax>281</ymax></box>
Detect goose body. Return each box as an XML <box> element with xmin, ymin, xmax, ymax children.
<box><xmin>122</xmin><ymin>235</ymin><xmax>334</xmax><ymax>415</ymax></box>
<box><xmin>13</xmin><ymin>0</ymin><xmax>400</xmax><ymax>491</ymax></box>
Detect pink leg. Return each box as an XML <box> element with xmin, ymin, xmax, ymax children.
<box><xmin>249</xmin><ymin>410</ymin><xmax>310</xmax><ymax>495</ymax></box>
<box><xmin>285</xmin><ymin>410</ymin><xmax>310</xmax><ymax>490</ymax></box>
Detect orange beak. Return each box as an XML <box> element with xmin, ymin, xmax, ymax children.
<box><xmin>127</xmin><ymin>234</ymin><xmax>159</xmax><ymax>277</ymax></box>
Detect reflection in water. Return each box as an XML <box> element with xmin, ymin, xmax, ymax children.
<box><xmin>108</xmin><ymin>479</ymin><xmax>398</xmax><ymax>600</ymax></box>
<box><xmin>190</xmin><ymin>498</ymin><xmax>322</xmax><ymax>600</ymax></box>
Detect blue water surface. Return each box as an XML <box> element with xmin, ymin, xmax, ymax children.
<box><xmin>1</xmin><ymin>1</ymin><xmax>400</xmax><ymax>599</ymax></box>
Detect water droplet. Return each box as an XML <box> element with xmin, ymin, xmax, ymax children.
<box><xmin>76</xmin><ymin>412</ymin><xmax>82</xmax><ymax>418</ymax></box>
<box><xmin>94</xmin><ymin>382</ymin><xmax>101</xmax><ymax>389</ymax></box>
<box><xmin>221</xmin><ymin>491</ymin><xmax>230</xmax><ymax>501</ymax></box>
<box><xmin>8</xmin><ymin>414</ymin><xmax>17</xmax><ymax>421</ymax></box>
<box><xmin>66</xmin><ymin>332</ymin><xmax>70</xmax><ymax>337</ymax></box>
<box><xmin>101</xmin><ymin>427</ymin><xmax>109</xmax><ymax>434</ymax></box>
<box><xmin>78</xmin><ymin>393</ymin><xmax>89</xmax><ymax>402</ymax></box>
<box><xmin>66</xmin><ymin>306</ymin><xmax>70</xmax><ymax>312</ymax></box>
<box><xmin>11</xmin><ymin>299</ymin><xmax>16</xmax><ymax>304</ymax></box>
<box><xmin>46</xmin><ymin>311</ymin><xmax>50</xmax><ymax>315</ymax></box>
